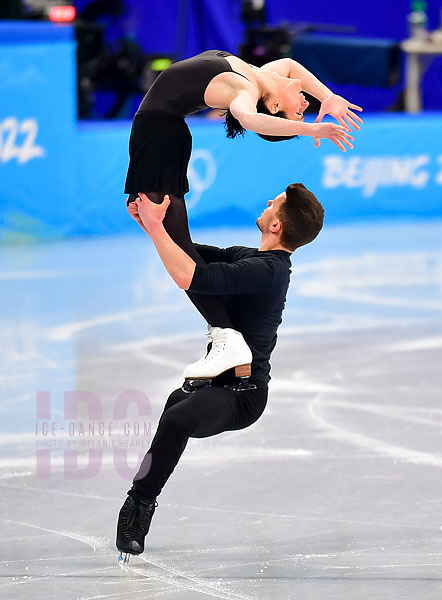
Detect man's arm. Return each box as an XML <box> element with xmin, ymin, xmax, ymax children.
<box><xmin>130</xmin><ymin>194</ymin><xmax>195</xmax><ymax>289</ymax></box>
<box><xmin>193</xmin><ymin>243</ymin><xmax>231</xmax><ymax>264</ymax></box>
<box><xmin>190</xmin><ymin>258</ymin><xmax>275</xmax><ymax>296</ymax></box>
<box><xmin>130</xmin><ymin>194</ymin><xmax>275</xmax><ymax>295</ymax></box>
<box><xmin>151</xmin><ymin>229</ymin><xmax>195</xmax><ymax>289</ymax></box>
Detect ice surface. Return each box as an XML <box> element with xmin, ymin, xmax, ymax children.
<box><xmin>1</xmin><ymin>221</ymin><xmax>442</xmax><ymax>599</ymax></box>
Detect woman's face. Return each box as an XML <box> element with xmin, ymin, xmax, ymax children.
<box><xmin>279</xmin><ymin>78</ymin><xmax>309</xmax><ymax>121</ymax></box>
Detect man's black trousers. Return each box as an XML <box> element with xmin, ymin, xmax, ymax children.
<box><xmin>129</xmin><ymin>381</ymin><xmax>268</xmax><ymax>500</ymax></box>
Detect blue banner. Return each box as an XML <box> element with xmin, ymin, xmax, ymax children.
<box><xmin>2</xmin><ymin>113</ymin><xmax>442</xmax><ymax>241</ymax></box>
<box><xmin>185</xmin><ymin>114</ymin><xmax>442</xmax><ymax>226</ymax></box>
<box><xmin>0</xmin><ymin>24</ymin><xmax>77</xmax><ymax>241</ymax></box>
<box><xmin>0</xmin><ymin>21</ymin><xmax>440</xmax><ymax>241</ymax></box>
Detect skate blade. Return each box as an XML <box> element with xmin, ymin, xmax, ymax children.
<box><xmin>118</xmin><ymin>551</ymin><xmax>131</xmax><ymax>565</ymax></box>
<box><xmin>182</xmin><ymin>379</ymin><xmax>212</xmax><ymax>393</ymax></box>
<box><xmin>224</xmin><ymin>379</ymin><xmax>257</xmax><ymax>392</ymax></box>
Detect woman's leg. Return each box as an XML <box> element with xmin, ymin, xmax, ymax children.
<box><xmin>127</xmin><ymin>191</ymin><xmax>252</xmax><ymax>379</ymax></box>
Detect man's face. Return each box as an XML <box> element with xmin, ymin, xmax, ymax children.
<box><xmin>256</xmin><ymin>192</ymin><xmax>286</xmax><ymax>233</ymax></box>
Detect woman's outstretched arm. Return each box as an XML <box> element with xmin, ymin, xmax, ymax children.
<box><xmin>261</xmin><ymin>58</ymin><xmax>333</xmax><ymax>102</ymax></box>
<box><xmin>261</xmin><ymin>58</ymin><xmax>363</xmax><ymax>131</ymax></box>
<box><xmin>229</xmin><ymin>91</ymin><xmax>354</xmax><ymax>152</ymax></box>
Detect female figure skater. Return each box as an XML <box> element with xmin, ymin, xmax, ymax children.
<box><xmin>125</xmin><ymin>50</ymin><xmax>362</xmax><ymax>381</ymax></box>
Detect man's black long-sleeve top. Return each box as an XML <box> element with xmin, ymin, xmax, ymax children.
<box><xmin>189</xmin><ymin>244</ymin><xmax>292</xmax><ymax>384</ymax></box>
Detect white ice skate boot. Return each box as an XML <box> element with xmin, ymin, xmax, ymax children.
<box><xmin>183</xmin><ymin>327</ymin><xmax>252</xmax><ymax>380</ymax></box>
<box><xmin>206</xmin><ymin>324</ymin><xmax>214</xmax><ymax>351</ymax></box>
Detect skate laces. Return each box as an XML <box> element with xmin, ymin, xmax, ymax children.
<box><xmin>138</xmin><ymin>500</ymin><xmax>158</xmax><ymax>532</ymax></box>
<box><xmin>121</xmin><ymin>497</ymin><xmax>157</xmax><ymax>541</ymax></box>
<box><xmin>206</xmin><ymin>329</ymin><xmax>229</xmax><ymax>360</ymax></box>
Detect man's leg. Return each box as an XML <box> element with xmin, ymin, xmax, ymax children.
<box><xmin>132</xmin><ymin>383</ymin><xmax>267</xmax><ymax>499</ymax></box>
<box><xmin>116</xmin><ymin>384</ymin><xmax>267</xmax><ymax>557</ymax></box>
<box><xmin>130</xmin><ymin>384</ymin><xmax>255</xmax><ymax>499</ymax></box>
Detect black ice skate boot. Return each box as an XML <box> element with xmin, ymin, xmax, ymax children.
<box><xmin>116</xmin><ymin>494</ymin><xmax>157</xmax><ymax>564</ymax></box>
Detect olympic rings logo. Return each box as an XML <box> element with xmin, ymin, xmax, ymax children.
<box><xmin>186</xmin><ymin>148</ymin><xmax>217</xmax><ymax>210</ymax></box>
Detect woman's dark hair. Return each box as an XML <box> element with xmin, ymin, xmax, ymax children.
<box><xmin>224</xmin><ymin>98</ymin><xmax>297</xmax><ymax>142</ymax></box>
<box><xmin>277</xmin><ymin>183</ymin><xmax>324</xmax><ymax>252</ymax></box>
<box><xmin>224</xmin><ymin>108</ymin><xmax>246</xmax><ymax>139</ymax></box>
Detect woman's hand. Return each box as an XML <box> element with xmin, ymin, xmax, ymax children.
<box><xmin>311</xmin><ymin>122</ymin><xmax>355</xmax><ymax>152</ymax></box>
<box><xmin>315</xmin><ymin>94</ymin><xmax>363</xmax><ymax>131</ymax></box>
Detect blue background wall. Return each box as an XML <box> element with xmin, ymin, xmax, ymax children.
<box><xmin>73</xmin><ymin>0</ymin><xmax>442</xmax><ymax>111</ymax></box>
<box><xmin>73</xmin><ymin>0</ymin><xmax>442</xmax><ymax>55</ymax></box>
<box><xmin>1</xmin><ymin>19</ymin><xmax>442</xmax><ymax>242</ymax></box>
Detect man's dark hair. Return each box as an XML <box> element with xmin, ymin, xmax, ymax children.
<box><xmin>278</xmin><ymin>183</ymin><xmax>324</xmax><ymax>251</ymax></box>
<box><xmin>224</xmin><ymin>98</ymin><xmax>296</xmax><ymax>142</ymax></box>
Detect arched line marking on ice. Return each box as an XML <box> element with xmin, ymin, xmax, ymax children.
<box><xmin>0</xmin><ymin>517</ymin><xmax>97</xmax><ymax>552</ymax></box>
<box><xmin>121</xmin><ymin>554</ymin><xmax>258</xmax><ymax>600</ymax></box>
<box><xmin>308</xmin><ymin>394</ymin><xmax>442</xmax><ymax>468</ymax></box>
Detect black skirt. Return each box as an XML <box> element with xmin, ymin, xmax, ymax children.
<box><xmin>124</xmin><ymin>110</ymin><xmax>192</xmax><ymax>197</ymax></box>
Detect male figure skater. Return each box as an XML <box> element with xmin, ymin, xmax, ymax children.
<box><xmin>116</xmin><ymin>183</ymin><xmax>324</xmax><ymax>561</ymax></box>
